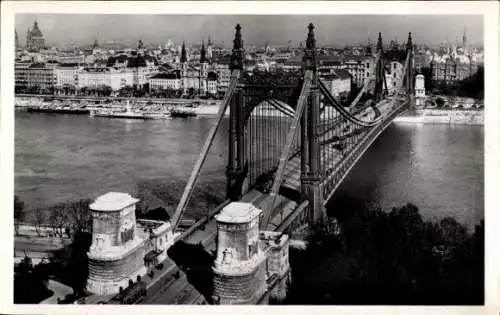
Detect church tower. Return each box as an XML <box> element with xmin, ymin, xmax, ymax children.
<box><xmin>180</xmin><ymin>41</ymin><xmax>188</xmax><ymax>94</ymax></box>
<box><xmin>15</xmin><ymin>29</ymin><xmax>19</xmax><ymax>49</ymax></box>
<box><xmin>462</xmin><ymin>28</ymin><xmax>468</xmax><ymax>55</ymax></box>
<box><xmin>137</xmin><ymin>39</ymin><xmax>144</xmax><ymax>50</ymax></box>
<box><xmin>207</xmin><ymin>34</ymin><xmax>213</xmax><ymax>62</ymax></box>
<box><xmin>26</xmin><ymin>21</ymin><xmax>45</xmax><ymax>52</ymax></box>
<box><xmin>200</xmin><ymin>39</ymin><xmax>208</xmax><ymax>95</ymax></box>
<box><xmin>365</xmin><ymin>37</ymin><xmax>373</xmax><ymax>57</ymax></box>
<box><xmin>26</xmin><ymin>28</ymin><xmax>32</xmax><ymax>49</ymax></box>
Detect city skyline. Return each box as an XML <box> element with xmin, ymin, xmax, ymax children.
<box><xmin>15</xmin><ymin>14</ymin><xmax>483</xmax><ymax>48</ymax></box>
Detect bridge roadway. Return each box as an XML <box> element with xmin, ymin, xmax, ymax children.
<box><xmin>140</xmin><ymin>188</ymin><xmax>297</xmax><ymax>304</ymax></box>
<box><xmin>139</xmin><ymin>96</ymin><xmax>406</xmax><ymax>304</ymax></box>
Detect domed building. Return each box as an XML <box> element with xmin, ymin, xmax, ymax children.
<box><xmin>26</xmin><ymin>21</ymin><xmax>45</xmax><ymax>52</ymax></box>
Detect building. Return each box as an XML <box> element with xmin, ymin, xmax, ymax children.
<box><xmin>280</xmin><ymin>59</ymin><xmax>302</xmax><ymax>72</ymax></box>
<box><xmin>430</xmin><ymin>58</ymin><xmax>478</xmax><ymax>85</ymax></box>
<box><xmin>14</xmin><ymin>61</ymin><xmax>31</xmax><ymax>92</ymax></box>
<box><xmin>128</xmin><ymin>54</ymin><xmax>159</xmax><ymax>90</ymax></box>
<box><xmin>78</xmin><ymin>67</ymin><xmax>134</xmax><ymax>91</ymax></box>
<box><xmin>415</xmin><ymin>74</ymin><xmax>426</xmax><ymax>106</ymax></box>
<box><xmin>24</xmin><ymin>63</ymin><xmax>56</xmax><ymax>93</ymax></box>
<box><xmin>320</xmin><ymin>69</ymin><xmax>352</xmax><ymax>98</ymax></box>
<box><xmin>428</xmin><ymin>29</ymin><xmax>481</xmax><ymax>85</ymax></box>
<box><xmin>385</xmin><ymin>61</ymin><xmax>404</xmax><ymax>94</ymax></box>
<box><xmin>54</xmin><ymin>63</ymin><xmax>81</xmax><ymax>89</ymax></box>
<box><xmin>206</xmin><ymin>72</ymin><xmax>218</xmax><ymax>95</ymax></box>
<box><xmin>343</xmin><ymin>54</ymin><xmax>376</xmax><ymax>88</ymax></box>
<box><xmin>149</xmin><ymin>41</ymin><xmax>219</xmax><ymax>96</ymax></box>
<box><xmin>56</xmin><ymin>53</ymin><xmax>86</xmax><ymax>64</ymax></box>
<box><xmin>106</xmin><ymin>53</ymin><xmax>159</xmax><ymax>90</ymax></box>
<box><xmin>26</xmin><ymin>21</ymin><xmax>45</xmax><ymax>52</ymax></box>
<box><xmin>148</xmin><ymin>72</ymin><xmax>181</xmax><ymax>92</ymax></box>
<box><xmin>137</xmin><ymin>219</ymin><xmax>174</xmax><ymax>268</ymax></box>
<box><xmin>213</xmin><ymin>56</ymin><xmax>232</xmax><ymax>94</ymax></box>
<box><xmin>415</xmin><ymin>74</ymin><xmax>426</xmax><ymax>98</ymax></box>
<box><xmin>86</xmin><ymin>192</ymin><xmax>148</xmax><ymax>296</ymax></box>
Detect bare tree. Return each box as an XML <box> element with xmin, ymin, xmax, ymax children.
<box><xmin>14</xmin><ymin>195</ymin><xmax>25</xmax><ymax>236</ymax></box>
<box><xmin>49</xmin><ymin>204</ymin><xmax>69</xmax><ymax>237</ymax></box>
<box><xmin>34</xmin><ymin>208</ymin><xmax>46</xmax><ymax>236</ymax></box>
<box><xmin>67</xmin><ymin>199</ymin><xmax>92</xmax><ymax>234</ymax></box>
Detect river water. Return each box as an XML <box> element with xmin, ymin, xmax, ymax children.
<box><xmin>15</xmin><ymin>111</ymin><xmax>484</xmax><ymax>229</ymax></box>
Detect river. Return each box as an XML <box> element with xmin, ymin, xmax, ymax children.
<box><xmin>14</xmin><ymin>111</ymin><xmax>484</xmax><ymax>229</ymax></box>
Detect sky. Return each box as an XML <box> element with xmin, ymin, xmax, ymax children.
<box><xmin>15</xmin><ymin>14</ymin><xmax>483</xmax><ymax>48</ymax></box>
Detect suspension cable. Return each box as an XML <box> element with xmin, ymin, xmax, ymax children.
<box><xmin>171</xmin><ymin>70</ymin><xmax>240</xmax><ymax>231</ymax></box>
<box><xmin>319</xmin><ymin>80</ymin><xmax>382</xmax><ymax>127</ymax></box>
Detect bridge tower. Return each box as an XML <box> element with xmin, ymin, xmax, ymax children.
<box><xmin>301</xmin><ymin>23</ymin><xmax>326</xmax><ymax>224</ymax></box>
<box><xmin>374</xmin><ymin>32</ymin><xmax>387</xmax><ymax>103</ymax></box>
<box><xmin>406</xmin><ymin>32</ymin><xmax>415</xmax><ymax>108</ymax></box>
<box><xmin>226</xmin><ymin>24</ymin><xmax>247</xmax><ymax>201</ymax></box>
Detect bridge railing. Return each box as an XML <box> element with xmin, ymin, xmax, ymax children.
<box><xmin>322</xmin><ymin>98</ymin><xmax>409</xmax><ymax>203</ymax></box>
<box><xmin>320</xmin><ymin>52</ymin><xmax>411</xmax><ymax>201</ymax></box>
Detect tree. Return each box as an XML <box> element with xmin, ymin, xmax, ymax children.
<box><xmin>66</xmin><ymin>230</ymin><xmax>92</xmax><ymax>297</ymax></box>
<box><xmin>49</xmin><ymin>203</ymin><xmax>69</xmax><ymax>237</ymax></box>
<box><xmin>27</xmin><ymin>85</ymin><xmax>40</xmax><ymax>95</ymax></box>
<box><xmin>439</xmin><ymin>217</ymin><xmax>468</xmax><ymax>247</ymax></box>
<box><xmin>14</xmin><ymin>254</ymin><xmax>52</xmax><ymax>304</ymax></box>
<box><xmin>188</xmin><ymin>87</ymin><xmax>196</xmax><ymax>99</ymax></box>
<box><xmin>67</xmin><ymin>199</ymin><xmax>92</xmax><ymax>235</ymax></box>
<box><xmin>435</xmin><ymin>97</ymin><xmax>445</xmax><ymax>108</ymax></box>
<box><xmin>34</xmin><ymin>208</ymin><xmax>46</xmax><ymax>236</ymax></box>
<box><xmin>119</xmin><ymin>85</ymin><xmax>133</xmax><ymax>97</ymax></box>
<box><xmin>14</xmin><ymin>195</ymin><xmax>25</xmax><ymax>236</ymax></box>
<box><xmin>286</xmin><ymin>201</ymin><xmax>483</xmax><ymax>305</ymax></box>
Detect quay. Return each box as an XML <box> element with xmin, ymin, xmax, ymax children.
<box><xmin>15</xmin><ymin>94</ymin><xmax>223</xmax><ymax>117</ymax></box>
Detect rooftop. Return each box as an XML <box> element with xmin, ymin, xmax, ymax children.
<box><xmin>90</xmin><ymin>192</ymin><xmax>139</xmax><ymax>212</ymax></box>
<box><xmin>150</xmin><ymin>72</ymin><xmax>180</xmax><ymax>80</ymax></box>
<box><xmin>216</xmin><ymin>202</ymin><xmax>262</xmax><ymax>224</ymax></box>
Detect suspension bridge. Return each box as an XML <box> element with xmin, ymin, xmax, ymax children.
<box><xmin>138</xmin><ymin>23</ymin><xmax>415</xmax><ymax>304</ymax></box>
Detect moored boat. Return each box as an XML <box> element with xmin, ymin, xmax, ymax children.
<box><xmin>89</xmin><ymin>100</ymin><xmax>171</xmax><ymax>120</ymax></box>
<box><xmin>26</xmin><ymin>106</ymin><xmax>90</xmax><ymax>115</ymax></box>
<box><xmin>170</xmin><ymin>107</ymin><xmax>197</xmax><ymax>118</ymax></box>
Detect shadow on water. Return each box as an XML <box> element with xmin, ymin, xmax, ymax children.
<box><xmin>167</xmin><ymin>241</ymin><xmax>215</xmax><ymax>301</ymax></box>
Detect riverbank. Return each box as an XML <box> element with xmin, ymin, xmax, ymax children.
<box><xmin>15</xmin><ymin>95</ymin><xmax>224</xmax><ymax>117</ymax></box>
<box><xmin>394</xmin><ymin>108</ymin><xmax>484</xmax><ymax>125</ymax></box>
<box><xmin>287</xmin><ymin>203</ymin><xmax>484</xmax><ymax>305</ymax></box>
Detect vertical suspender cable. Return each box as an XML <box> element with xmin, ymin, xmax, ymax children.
<box><xmin>260</xmin><ymin>71</ymin><xmax>312</xmax><ymax>229</ymax></box>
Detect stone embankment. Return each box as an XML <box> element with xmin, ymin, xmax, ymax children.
<box><xmin>395</xmin><ymin>109</ymin><xmax>484</xmax><ymax>125</ymax></box>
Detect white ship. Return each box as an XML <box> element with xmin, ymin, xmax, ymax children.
<box><xmin>90</xmin><ymin>101</ymin><xmax>171</xmax><ymax>120</ymax></box>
